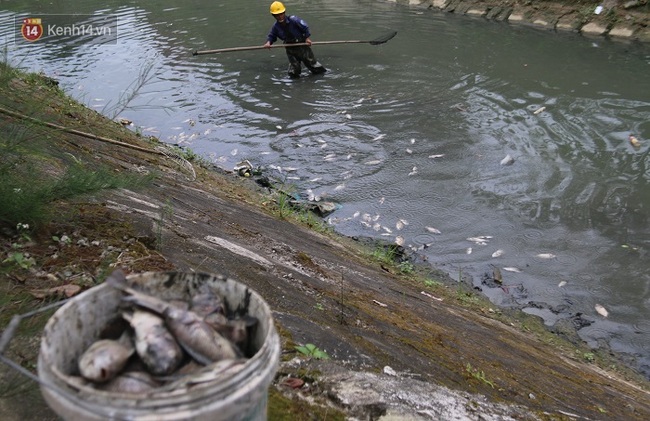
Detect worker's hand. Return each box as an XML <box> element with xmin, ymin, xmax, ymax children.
<box><xmin>263</xmin><ymin>41</ymin><xmax>272</xmax><ymax>49</ymax></box>
<box><xmin>305</xmin><ymin>38</ymin><xmax>312</xmax><ymax>46</ymax></box>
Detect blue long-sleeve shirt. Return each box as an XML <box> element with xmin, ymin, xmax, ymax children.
<box><xmin>266</xmin><ymin>15</ymin><xmax>311</xmax><ymax>44</ymax></box>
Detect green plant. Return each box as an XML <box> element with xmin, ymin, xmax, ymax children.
<box><xmin>465</xmin><ymin>363</ymin><xmax>495</xmax><ymax>388</ymax></box>
<box><xmin>295</xmin><ymin>343</ymin><xmax>330</xmax><ymax>360</ymax></box>
<box><xmin>2</xmin><ymin>251</ymin><xmax>36</xmax><ymax>269</ymax></box>
<box><xmin>583</xmin><ymin>352</ymin><xmax>595</xmax><ymax>363</ymax></box>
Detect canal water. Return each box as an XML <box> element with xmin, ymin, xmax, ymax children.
<box><xmin>2</xmin><ymin>0</ymin><xmax>649</xmax><ymax>377</ymax></box>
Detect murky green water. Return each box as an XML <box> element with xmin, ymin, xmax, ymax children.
<box><xmin>2</xmin><ymin>0</ymin><xmax>649</xmax><ymax>376</ymax></box>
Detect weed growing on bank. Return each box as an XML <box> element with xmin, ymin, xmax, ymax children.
<box><xmin>0</xmin><ymin>61</ymin><xmax>154</xmax><ymax>231</ymax></box>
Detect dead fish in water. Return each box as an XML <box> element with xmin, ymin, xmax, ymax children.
<box><xmin>500</xmin><ymin>154</ymin><xmax>515</xmax><ymax>166</ymax></box>
<box><xmin>428</xmin><ymin>154</ymin><xmax>445</xmax><ymax>159</ymax></box>
<box><xmin>122</xmin><ymin>310</ymin><xmax>183</xmax><ymax>376</ymax></box>
<box><xmin>629</xmin><ymin>134</ymin><xmax>641</xmax><ymax>148</ymax></box>
<box><xmin>503</xmin><ymin>267</ymin><xmax>522</xmax><ymax>273</ymax></box>
<box><xmin>467</xmin><ymin>236</ymin><xmax>491</xmax><ymax>245</ymax></box>
<box><xmin>491</xmin><ymin>249</ymin><xmax>504</xmax><ymax>258</ymax></box>
<box><xmin>533</xmin><ymin>106</ymin><xmax>546</xmax><ymax>115</ymax></box>
<box><xmin>78</xmin><ymin>332</ymin><xmax>134</xmax><ymax>383</ymax></box>
<box><xmin>536</xmin><ymin>253</ymin><xmax>556</xmax><ymax>259</ymax></box>
<box><xmin>595</xmin><ymin>304</ymin><xmax>609</xmax><ymax>318</ymax></box>
<box><xmin>425</xmin><ymin>227</ymin><xmax>441</xmax><ymax>234</ymax></box>
<box><xmin>98</xmin><ymin>371</ymin><xmax>160</xmax><ymax>394</ymax></box>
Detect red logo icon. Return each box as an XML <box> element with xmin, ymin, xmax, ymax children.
<box><xmin>21</xmin><ymin>18</ymin><xmax>43</xmax><ymax>42</ymax></box>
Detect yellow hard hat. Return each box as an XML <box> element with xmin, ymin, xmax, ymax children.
<box><xmin>270</xmin><ymin>1</ymin><xmax>286</xmax><ymax>15</ymax></box>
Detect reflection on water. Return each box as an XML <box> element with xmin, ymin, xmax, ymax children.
<box><xmin>2</xmin><ymin>0</ymin><xmax>649</xmax><ymax>376</ymax></box>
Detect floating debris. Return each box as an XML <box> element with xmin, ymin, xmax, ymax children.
<box><xmin>500</xmin><ymin>154</ymin><xmax>515</xmax><ymax>166</ymax></box>
<box><xmin>595</xmin><ymin>304</ymin><xmax>608</xmax><ymax>318</ymax></box>
<box><xmin>629</xmin><ymin>134</ymin><xmax>641</xmax><ymax>148</ymax></box>
<box><xmin>425</xmin><ymin>226</ymin><xmax>441</xmax><ymax>234</ymax></box>
<box><xmin>491</xmin><ymin>249</ymin><xmax>504</xmax><ymax>258</ymax></box>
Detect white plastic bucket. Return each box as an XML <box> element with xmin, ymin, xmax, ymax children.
<box><xmin>37</xmin><ymin>271</ymin><xmax>280</xmax><ymax>421</ymax></box>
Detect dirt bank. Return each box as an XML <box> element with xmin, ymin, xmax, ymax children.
<box><xmin>1</xmin><ymin>69</ymin><xmax>649</xmax><ymax>419</ymax></box>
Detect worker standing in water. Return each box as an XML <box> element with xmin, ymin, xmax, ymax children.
<box><xmin>263</xmin><ymin>1</ymin><xmax>327</xmax><ymax>79</ymax></box>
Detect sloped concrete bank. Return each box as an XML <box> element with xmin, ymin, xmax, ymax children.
<box><xmin>388</xmin><ymin>0</ymin><xmax>650</xmax><ymax>42</ymax></box>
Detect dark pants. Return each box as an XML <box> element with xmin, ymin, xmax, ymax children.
<box><xmin>285</xmin><ymin>45</ymin><xmax>326</xmax><ymax>78</ymax></box>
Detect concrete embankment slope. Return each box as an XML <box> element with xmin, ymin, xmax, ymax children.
<box><xmin>1</xmin><ymin>71</ymin><xmax>649</xmax><ymax>419</ymax></box>
<box><xmin>388</xmin><ymin>0</ymin><xmax>650</xmax><ymax>42</ymax></box>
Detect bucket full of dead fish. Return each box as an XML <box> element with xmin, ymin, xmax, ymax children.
<box><xmin>37</xmin><ymin>270</ymin><xmax>280</xmax><ymax>420</ymax></box>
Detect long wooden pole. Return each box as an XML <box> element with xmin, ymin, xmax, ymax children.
<box><xmin>193</xmin><ymin>40</ymin><xmax>372</xmax><ymax>56</ymax></box>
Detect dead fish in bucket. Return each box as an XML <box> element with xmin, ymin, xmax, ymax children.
<box><xmin>78</xmin><ymin>332</ymin><xmax>134</xmax><ymax>383</ymax></box>
<box><xmin>107</xmin><ymin>270</ymin><xmax>240</xmax><ymax>365</ymax></box>
<box><xmin>122</xmin><ymin>309</ymin><xmax>183</xmax><ymax>376</ymax></box>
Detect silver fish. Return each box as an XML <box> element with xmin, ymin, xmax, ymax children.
<box><xmin>122</xmin><ymin>310</ymin><xmax>183</xmax><ymax>376</ymax></box>
<box><xmin>190</xmin><ymin>284</ymin><xmax>225</xmax><ymax>318</ymax></box>
<box><xmin>162</xmin><ymin>306</ymin><xmax>240</xmax><ymax>365</ymax></box>
<box><xmin>78</xmin><ymin>332</ymin><xmax>134</xmax><ymax>383</ymax></box>
<box><xmin>107</xmin><ymin>270</ymin><xmax>239</xmax><ymax>365</ymax></box>
<box><xmin>98</xmin><ymin>371</ymin><xmax>159</xmax><ymax>394</ymax></box>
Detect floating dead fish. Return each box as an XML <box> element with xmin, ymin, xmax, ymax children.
<box><xmin>310</xmin><ymin>177</ymin><xmax>322</xmax><ymax>182</ymax></box>
<box><xmin>491</xmin><ymin>249</ymin><xmax>504</xmax><ymax>258</ymax></box>
<box><xmin>372</xmin><ymin>134</ymin><xmax>386</xmax><ymax>141</ymax></box>
<box><xmin>78</xmin><ymin>332</ymin><xmax>134</xmax><ymax>383</ymax></box>
<box><xmin>362</xmin><ymin>213</ymin><xmax>372</xmax><ymax>222</ymax></box>
<box><xmin>536</xmin><ymin>253</ymin><xmax>556</xmax><ymax>259</ymax></box>
<box><xmin>425</xmin><ymin>227</ymin><xmax>441</xmax><ymax>234</ymax></box>
<box><xmin>334</xmin><ymin>184</ymin><xmax>345</xmax><ymax>191</ymax></box>
<box><xmin>353</xmin><ymin>211</ymin><xmax>360</xmax><ymax>218</ymax></box>
<box><xmin>372</xmin><ymin>214</ymin><xmax>381</xmax><ymax>222</ymax></box>
<box><xmin>396</xmin><ymin>220</ymin><xmax>404</xmax><ymax>230</ymax></box>
<box><xmin>533</xmin><ymin>106</ymin><xmax>546</xmax><ymax>115</ymax></box>
<box><xmin>558</xmin><ymin>280</ymin><xmax>567</xmax><ymax>287</ymax></box>
<box><xmin>595</xmin><ymin>304</ymin><xmax>608</xmax><ymax>318</ymax></box>
<box><xmin>428</xmin><ymin>154</ymin><xmax>445</xmax><ymax>159</ymax></box>
<box><xmin>323</xmin><ymin>153</ymin><xmax>336</xmax><ymax>161</ymax></box>
<box><xmin>360</xmin><ymin>221</ymin><xmax>371</xmax><ymax>228</ymax></box>
<box><xmin>410</xmin><ymin>138</ymin><xmax>416</xmax><ymax>144</ymax></box>
<box><xmin>365</xmin><ymin>160</ymin><xmax>382</xmax><ymax>165</ymax></box>
<box><xmin>379</xmin><ymin>197</ymin><xmax>385</xmax><ymax>204</ymax></box>
<box><xmin>408</xmin><ymin>166</ymin><xmax>418</xmax><ymax>176</ymax></box>
<box><xmin>382</xmin><ymin>226</ymin><xmax>393</xmax><ymax>234</ymax></box>
<box><xmin>503</xmin><ymin>267</ymin><xmax>522</xmax><ymax>273</ymax></box>
<box><xmin>629</xmin><ymin>134</ymin><xmax>641</xmax><ymax>148</ymax></box>
<box><xmin>345</xmin><ymin>114</ymin><xmax>352</xmax><ymax>120</ymax></box>
<box><xmin>123</xmin><ymin>310</ymin><xmax>183</xmax><ymax>376</ymax></box>
<box><xmin>275</xmin><ymin>125</ymin><xmax>282</xmax><ymax>130</ymax></box>
<box><xmin>395</xmin><ymin>236</ymin><xmax>405</xmax><ymax>246</ymax></box>
<box><xmin>406</xmin><ymin>148</ymin><xmax>413</xmax><ymax>154</ymax></box>
<box><xmin>467</xmin><ymin>236</ymin><xmax>491</xmax><ymax>245</ymax></box>
<box><xmin>466</xmin><ymin>247</ymin><xmax>473</xmax><ymax>255</ymax></box>
<box><xmin>230</xmin><ymin>149</ymin><xmax>238</xmax><ymax>156</ymax></box>
<box><xmin>283</xmin><ymin>166</ymin><xmax>298</xmax><ymax>172</ymax></box>
<box><xmin>373</xmin><ymin>223</ymin><xmax>381</xmax><ymax>231</ymax></box>
<box><xmin>500</xmin><ymin>154</ymin><xmax>515</xmax><ymax>166</ymax></box>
